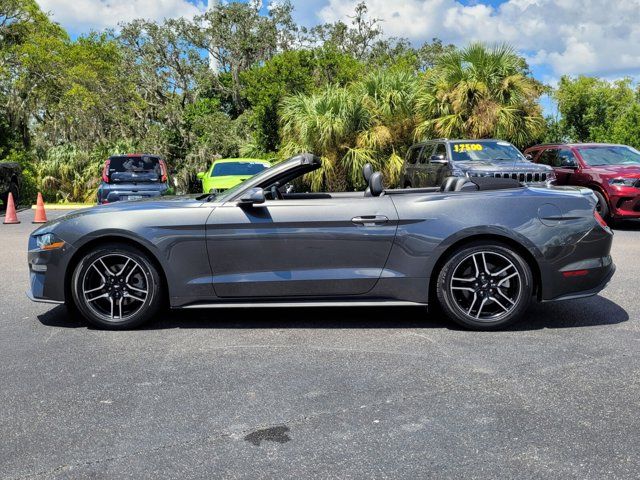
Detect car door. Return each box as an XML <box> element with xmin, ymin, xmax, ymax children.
<box><xmin>427</xmin><ymin>143</ymin><xmax>449</xmax><ymax>187</ymax></box>
<box><xmin>402</xmin><ymin>145</ymin><xmax>423</xmax><ymax>187</ymax></box>
<box><xmin>536</xmin><ymin>148</ymin><xmax>561</xmax><ymax>181</ymax></box>
<box><xmin>555</xmin><ymin>148</ymin><xmax>580</xmax><ymax>185</ymax></box>
<box><xmin>206</xmin><ymin>196</ymin><xmax>399</xmax><ymax>298</ymax></box>
<box><xmin>415</xmin><ymin>143</ymin><xmax>434</xmax><ymax>187</ymax></box>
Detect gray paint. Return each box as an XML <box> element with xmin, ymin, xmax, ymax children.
<box><xmin>27</xmin><ymin>154</ymin><xmax>614</xmax><ymax>310</ymax></box>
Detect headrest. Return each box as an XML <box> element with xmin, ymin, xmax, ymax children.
<box><xmin>363</xmin><ymin>163</ymin><xmax>373</xmax><ymax>184</ymax></box>
<box><xmin>369</xmin><ymin>171</ymin><xmax>385</xmax><ymax>197</ymax></box>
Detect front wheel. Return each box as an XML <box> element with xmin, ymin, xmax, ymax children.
<box><xmin>436</xmin><ymin>242</ymin><xmax>533</xmax><ymax>330</ymax></box>
<box><xmin>71</xmin><ymin>243</ymin><xmax>163</xmax><ymax>329</ymax></box>
<box><xmin>592</xmin><ymin>190</ymin><xmax>610</xmax><ymax>220</ymax></box>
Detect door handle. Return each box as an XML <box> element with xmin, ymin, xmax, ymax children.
<box><xmin>352</xmin><ymin>215</ymin><xmax>389</xmax><ymax>226</ymax></box>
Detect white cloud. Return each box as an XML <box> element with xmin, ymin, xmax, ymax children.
<box><xmin>317</xmin><ymin>0</ymin><xmax>640</xmax><ymax>77</ymax></box>
<box><xmin>36</xmin><ymin>0</ymin><xmax>206</xmax><ymax>32</ymax></box>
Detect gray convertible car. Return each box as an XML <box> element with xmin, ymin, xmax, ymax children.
<box><xmin>28</xmin><ymin>154</ymin><xmax>615</xmax><ymax>330</ymax></box>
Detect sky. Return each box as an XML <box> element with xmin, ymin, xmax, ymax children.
<box><xmin>35</xmin><ymin>0</ymin><xmax>640</xmax><ymax>115</ymax></box>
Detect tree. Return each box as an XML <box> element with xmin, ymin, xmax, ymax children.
<box><xmin>610</xmin><ymin>103</ymin><xmax>640</xmax><ymax>149</ymax></box>
<box><xmin>415</xmin><ymin>43</ymin><xmax>545</xmax><ymax>147</ymax></box>
<box><xmin>280</xmin><ymin>69</ymin><xmax>418</xmax><ymax>191</ymax></box>
<box><xmin>186</xmin><ymin>1</ymin><xmax>297</xmax><ymax>115</ymax></box>
<box><xmin>241</xmin><ymin>47</ymin><xmax>362</xmax><ymax>153</ymax></box>
<box><xmin>554</xmin><ymin>76</ymin><xmax>635</xmax><ymax>142</ymax></box>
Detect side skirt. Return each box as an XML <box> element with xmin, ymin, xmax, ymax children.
<box><xmin>177</xmin><ymin>300</ymin><xmax>428</xmax><ymax>309</ymax></box>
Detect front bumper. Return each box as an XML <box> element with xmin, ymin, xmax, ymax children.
<box><xmin>609</xmin><ymin>189</ymin><xmax>640</xmax><ymax>218</ymax></box>
<box><xmin>27</xmin><ymin>238</ymin><xmax>74</xmax><ymax>304</ymax></box>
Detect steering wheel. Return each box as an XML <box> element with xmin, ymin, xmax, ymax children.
<box><xmin>269</xmin><ymin>184</ymin><xmax>283</xmax><ymax>200</ymax></box>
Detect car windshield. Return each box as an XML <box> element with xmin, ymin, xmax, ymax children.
<box><xmin>212</xmin><ymin>161</ymin><xmax>268</xmax><ymax>177</ymax></box>
<box><xmin>577</xmin><ymin>146</ymin><xmax>640</xmax><ymax>166</ymax></box>
<box><xmin>450</xmin><ymin>140</ymin><xmax>526</xmax><ymax>162</ymax></box>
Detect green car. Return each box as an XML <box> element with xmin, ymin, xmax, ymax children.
<box><xmin>197</xmin><ymin>158</ymin><xmax>271</xmax><ymax>193</ymax></box>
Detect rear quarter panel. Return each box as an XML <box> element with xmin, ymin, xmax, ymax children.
<box><xmin>381</xmin><ymin>187</ymin><xmax>605</xmax><ymax>302</ymax></box>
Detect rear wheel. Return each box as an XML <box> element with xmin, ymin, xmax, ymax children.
<box><xmin>436</xmin><ymin>242</ymin><xmax>533</xmax><ymax>330</ymax></box>
<box><xmin>71</xmin><ymin>243</ymin><xmax>163</xmax><ymax>329</ymax></box>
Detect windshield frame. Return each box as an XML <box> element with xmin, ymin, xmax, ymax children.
<box><xmin>449</xmin><ymin>140</ymin><xmax>528</xmax><ymax>163</ymax></box>
<box><xmin>576</xmin><ymin>145</ymin><xmax>640</xmax><ymax>167</ymax></box>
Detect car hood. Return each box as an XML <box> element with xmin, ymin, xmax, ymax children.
<box><xmin>456</xmin><ymin>160</ymin><xmax>552</xmax><ymax>172</ymax></box>
<box><xmin>32</xmin><ymin>195</ymin><xmax>209</xmax><ymax>235</ymax></box>
<box><xmin>586</xmin><ymin>164</ymin><xmax>640</xmax><ymax>177</ymax></box>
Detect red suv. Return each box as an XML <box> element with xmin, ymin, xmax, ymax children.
<box><xmin>524</xmin><ymin>143</ymin><xmax>640</xmax><ymax>221</ymax></box>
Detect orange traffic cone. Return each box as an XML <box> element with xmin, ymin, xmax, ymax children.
<box><xmin>33</xmin><ymin>192</ymin><xmax>48</xmax><ymax>224</ymax></box>
<box><xmin>3</xmin><ymin>192</ymin><xmax>20</xmax><ymax>224</ymax></box>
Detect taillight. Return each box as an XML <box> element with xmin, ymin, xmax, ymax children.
<box><xmin>102</xmin><ymin>159</ymin><xmax>110</xmax><ymax>183</ymax></box>
<box><xmin>159</xmin><ymin>159</ymin><xmax>168</xmax><ymax>183</ymax></box>
<box><xmin>562</xmin><ymin>269</ymin><xmax>589</xmax><ymax>278</ymax></box>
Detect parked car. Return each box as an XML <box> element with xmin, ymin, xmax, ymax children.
<box><xmin>197</xmin><ymin>158</ymin><xmax>271</xmax><ymax>193</ymax></box>
<box><xmin>524</xmin><ymin>143</ymin><xmax>640</xmax><ymax>221</ymax></box>
<box><xmin>97</xmin><ymin>154</ymin><xmax>169</xmax><ymax>204</ymax></box>
<box><xmin>0</xmin><ymin>161</ymin><xmax>21</xmax><ymax>207</ymax></box>
<box><xmin>401</xmin><ymin>139</ymin><xmax>554</xmax><ymax>188</ymax></box>
<box><xmin>28</xmin><ymin>154</ymin><xmax>614</xmax><ymax>331</ymax></box>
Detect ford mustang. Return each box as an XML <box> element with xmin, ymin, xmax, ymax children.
<box><xmin>27</xmin><ymin>154</ymin><xmax>615</xmax><ymax>330</ymax></box>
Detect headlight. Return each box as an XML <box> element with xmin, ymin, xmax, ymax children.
<box><xmin>609</xmin><ymin>177</ymin><xmax>638</xmax><ymax>187</ymax></box>
<box><xmin>35</xmin><ymin>233</ymin><xmax>65</xmax><ymax>250</ymax></box>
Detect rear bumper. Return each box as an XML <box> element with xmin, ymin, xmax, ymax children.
<box><xmin>542</xmin><ymin>262</ymin><xmax>615</xmax><ymax>302</ymax></box>
<box><xmin>97</xmin><ymin>183</ymin><xmax>169</xmax><ymax>203</ymax></box>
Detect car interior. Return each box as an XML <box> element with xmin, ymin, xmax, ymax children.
<box><xmin>252</xmin><ymin>156</ymin><xmax>523</xmax><ymax>202</ymax></box>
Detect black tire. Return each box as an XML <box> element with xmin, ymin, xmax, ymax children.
<box><xmin>592</xmin><ymin>190</ymin><xmax>610</xmax><ymax>219</ymax></box>
<box><xmin>436</xmin><ymin>242</ymin><xmax>533</xmax><ymax>330</ymax></box>
<box><xmin>71</xmin><ymin>243</ymin><xmax>163</xmax><ymax>329</ymax></box>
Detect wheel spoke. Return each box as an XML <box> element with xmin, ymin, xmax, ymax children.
<box><xmin>481</xmin><ymin>252</ymin><xmax>489</xmax><ymax>274</ymax></box>
<box><xmin>497</xmin><ymin>272</ymin><xmax>519</xmax><ymax>286</ymax></box>
<box><xmin>109</xmin><ymin>297</ymin><xmax>114</xmax><ymax>318</ymax></box>
<box><xmin>489</xmin><ymin>296</ymin><xmax>509</xmax><ymax>312</ymax></box>
<box><xmin>84</xmin><ymin>284</ymin><xmax>105</xmax><ymax>294</ymax></box>
<box><xmin>99</xmin><ymin>258</ymin><xmax>114</xmax><ymax>276</ymax></box>
<box><xmin>127</xmin><ymin>284</ymin><xmax>148</xmax><ymax>294</ymax></box>
<box><xmin>115</xmin><ymin>258</ymin><xmax>131</xmax><ymax>277</ymax></box>
<box><xmin>467</xmin><ymin>294</ymin><xmax>477</xmax><ymax>315</ymax></box>
<box><xmin>451</xmin><ymin>286</ymin><xmax>475</xmax><ymax>293</ymax></box>
<box><xmin>497</xmin><ymin>289</ymin><xmax>515</xmax><ymax>305</ymax></box>
<box><xmin>125</xmin><ymin>263</ymin><xmax>139</xmax><ymax>283</ymax></box>
<box><xmin>86</xmin><ymin>292</ymin><xmax>109</xmax><ymax>303</ymax></box>
<box><xmin>452</xmin><ymin>276</ymin><xmax>475</xmax><ymax>282</ymax></box>
<box><xmin>475</xmin><ymin>297</ymin><xmax>488</xmax><ymax>318</ymax></box>
<box><xmin>91</xmin><ymin>263</ymin><xmax>106</xmax><ymax>283</ymax></box>
<box><xmin>124</xmin><ymin>291</ymin><xmax>145</xmax><ymax>303</ymax></box>
<box><xmin>472</xmin><ymin>255</ymin><xmax>480</xmax><ymax>277</ymax></box>
<box><xmin>118</xmin><ymin>297</ymin><xmax>123</xmax><ymax>319</ymax></box>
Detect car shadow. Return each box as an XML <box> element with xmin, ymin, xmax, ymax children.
<box><xmin>612</xmin><ymin>219</ymin><xmax>640</xmax><ymax>231</ymax></box>
<box><xmin>37</xmin><ymin>295</ymin><xmax>628</xmax><ymax>332</ymax></box>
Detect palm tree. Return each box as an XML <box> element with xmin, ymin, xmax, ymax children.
<box><xmin>415</xmin><ymin>43</ymin><xmax>545</xmax><ymax>147</ymax></box>
<box><xmin>280</xmin><ymin>69</ymin><xmax>418</xmax><ymax>191</ymax></box>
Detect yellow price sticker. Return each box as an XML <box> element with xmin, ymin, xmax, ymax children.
<box><xmin>453</xmin><ymin>143</ymin><xmax>483</xmax><ymax>153</ymax></box>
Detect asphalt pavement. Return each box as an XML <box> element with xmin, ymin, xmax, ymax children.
<box><xmin>1</xmin><ymin>210</ymin><xmax>640</xmax><ymax>479</ymax></box>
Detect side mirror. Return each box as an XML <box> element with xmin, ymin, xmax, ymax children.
<box><xmin>430</xmin><ymin>154</ymin><xmax>447</xmax><ymax>164</ymax></box>
<box><xmin>525</xmin><ymin>154</ymin><xmax>534</xmax><ymax>161</ymax></box>
<box><xmin>238</xmin><ymin>187</ymin><xmax>265</xmax><ymax>206</ymax></box>
<box><xmin>561</xmin><ymin>160</ymin><xmax>578</xmax><ymax>169</ymax></box>
<box><xmin>196</xmin><ymin>172</ymin><xmax>205</xmax><ymax>180</ymax></box>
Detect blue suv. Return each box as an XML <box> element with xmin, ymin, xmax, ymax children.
<box><xmin>97</xmin><ymin>154</ymin><xmax>169</xmax><ymax>204</ymax></box>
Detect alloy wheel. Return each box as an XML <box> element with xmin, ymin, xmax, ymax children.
<box><xmin>449</xmin><ymin>251</ymin><xmax>522</xmax><ymax>321</ymax></box>
<box><xmin>81</xmin><ymin>253</ymin><xmax>149</xmax><ymax>322</ymax></box>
